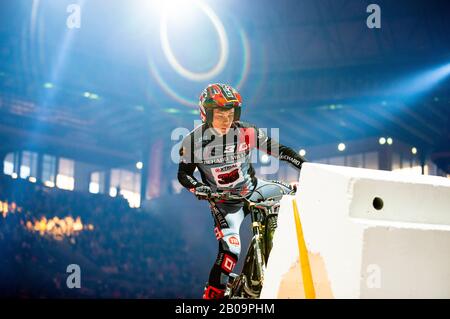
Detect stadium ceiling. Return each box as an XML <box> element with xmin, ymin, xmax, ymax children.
<box><xmin>0</xmin><ymin>0</ymin><xmax>449</xmax><ymax>170</ymax></box>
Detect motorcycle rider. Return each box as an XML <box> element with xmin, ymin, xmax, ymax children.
<box><xmin>177</xmin><ymin>83</ymin><xmax>306</xmax><ymax>299</ymax></box>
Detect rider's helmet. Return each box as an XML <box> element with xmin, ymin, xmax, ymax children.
<box><xmin>198</xmin><ymin>83</ymin><xmax>242</xmax><ymax>124</ymax></box>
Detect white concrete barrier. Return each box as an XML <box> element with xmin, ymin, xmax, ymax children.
<box><xmin>261</xmin><ymin>163</ymin><xmax>450</xmax><ymax>299</ymax></box>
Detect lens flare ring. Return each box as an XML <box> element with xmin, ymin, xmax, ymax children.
<box><xmin>159</xmin><ymin>0</ymin><xmax>229</xmax><ymax>81</ymax></box>
<box><xmin>149</xmin><ymin>12</ymin><xmax>250</xmax><ymax>107</ymax></box>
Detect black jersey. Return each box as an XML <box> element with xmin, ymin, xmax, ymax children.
<box><xmin>177</xmin><ymin>121</ymin><xmax>305</xmax><ymax>194</ymax></box>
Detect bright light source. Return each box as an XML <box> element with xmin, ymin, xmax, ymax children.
<box><xmin>159</xmin><ymin>0</ymin><xmax>229</xmax><ymax>81</ymax></box>
<box><xmin>44</xmin><ymin>181</ymin><xmax>55</xmax><ymax>188</ymax></box>
<box><xmin>411</xmin><ymin>147</ymin><xmax>418</xmax><ymax>155</ymax></box>
<box><xmin>338</xmin><ymin>143</ymin><xmax>346</xmax><ymax>152</ymax></box>
<box><xmin>392</xmin><ymin>62</ymin><xmax>450</xmax><ymax>98</ymax></box>
<box><xmin>89</xmin><ymin>182</ymin><xmax>99</xmax><ymax>194</ymax></box>
<box><xmin>379</xmin><ymin>137</ymin><xmax>386</xmax><ymax>145</ymax></box>
<box><xmin>29</xmin><ymin>177</ymin><xmax>37</xmax><ymax>183</ymax></box>
<box><xmin>136</xmin><ymin>162</ymin><xmax>143</xmax><ymax>170</ymax></box>
<box><xmin>83</xmin><ymin>92</ymin><xmax>99</xmax><ymax>100</ymax></box>
<box><xmin>299</xmin><ymin>149</ymin><xmax>306</xmax><ymax>157</ymax></box>
<box><xmin>260</xmin><ymin>154</ymin><xmax>270</xmax><ymax>164</ymax></box>
<box><xmin>43</xmin><ymin>82</ymin><xmax>53</xmax><ymax>89</ymax></box>
<box><xmin>165</xmin><ymin>108</ymin><xmax>179</xmax><ymax>113</ymax></box>
<box><xmin>109</xmin><ymin>187</ymin><xmax>118</xmax><ymax>197</ymax></box>
<box><xmin>56</xmin><ymin>174</ymin><xmax>74</xmax><ymax>191</ymax></box>
<box><xmin>387</xmin><ymin>137</ymin><xmax>393</xmax><ymax>145</ymax></box>
<box><xmin>11</xmin><ymin>173</ymin><xmax>18</xmax><ymax>179</ymax></box>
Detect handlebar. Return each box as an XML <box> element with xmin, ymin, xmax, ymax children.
<box><xmin>195</xmin><ymin>190</ymin><xmax>286</xmax><ymax>209</ymax></box>
<box><xmin>195</xmin><ymin>190</ymin><xmax>246</xmax><ymax>201</ymax></box>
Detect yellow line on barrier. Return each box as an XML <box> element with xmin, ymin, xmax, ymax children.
<box><xmin>292</xmin><ymin>198</ymin><xmax>316</xmax><ymax>299</ymax></box>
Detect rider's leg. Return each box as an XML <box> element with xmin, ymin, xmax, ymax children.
<box><xmin>204</xmin><ymin>204</ymin><xmax>245</xmax><ymax>299</ymax></box>
<box><xmin>204</xmin><ymin>179</ymin><xmax>293</xmax><ymax>298</ymax></box>
<box><xmin>249</xmin><ymin>178</ymin><xmax>294</xmax><ymax>202</ymax></box>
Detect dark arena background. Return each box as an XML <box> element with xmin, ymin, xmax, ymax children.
<box><xmin>1</xmin><ymin>0</ymin><xmax>450</xmax><ymax>300</ymax></box>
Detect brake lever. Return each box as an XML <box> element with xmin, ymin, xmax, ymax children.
<box><xmin>195</xmin><ymin>191</ymin><xmax>212</xmax><ymax>199</ymax></box>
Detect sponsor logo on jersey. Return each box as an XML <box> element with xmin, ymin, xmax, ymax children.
<box><xmin>224</xmin><ymin>145</ymin><xmax>236</xmax><ymax>154</ymax></box>
<box><xmin>203</xmin><ymin>153</ymin><xmax>247</xmax><ymax>165</ymax></box>
<box><xmin>218</xmin><ymin>169</ymin><xmax>240</xmax><ymax>185</ymax></box>
<box><xmin>215</xmin><ymin>164</ymin><xmax>238</xmax><ymax>173</ymax></box>
<box><xmin>238</xmin><ymin>142</ymin><xmax>249</xmax><ymax>152</ymax></box>
<box><xmin>228</xmin><ymin>236</ymin><xmax>240</xmax><ymax>246</ymax></box>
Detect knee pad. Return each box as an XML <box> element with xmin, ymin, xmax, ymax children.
<box><xmin>214</xmin><ymin>243</ymin><xmax>238</xmax><ymax>275</ymax></box>
<box><xmin>220</xmin><ymin>230</ymin><xmax>241</xmax><ymax>257</ymax></box>
<box><xmin>209</xmin><ymin>250</ymin><xmax>238</xmax><ymax>288</ymax></box>
<box><xmin>220</xmin><ymin>252</ymin><xmax>237</xmax><ymax>274</ymax></box>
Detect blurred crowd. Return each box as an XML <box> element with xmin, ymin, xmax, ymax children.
<box><xmin>0</xmin><ymin>174</ymin><xmax>203</xmax><ymax>298</ymax></box>
<box><xmin>24</xmin><ymin>216</ymin><xmax>93</xmax><ymax>240</ymax></box>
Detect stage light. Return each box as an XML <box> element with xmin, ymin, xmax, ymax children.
<box><xmin>338</xmin><ymin>143</ymin><xmax>346</xmax><ymax>152</ymax></box>
<box><xmin>109</xmin><ymin>187</ymin><xmax>118</xmax><ymax>197</ymax></box>
<box><xmin>44</xmin><ymin>181</ymin><xmax>55</xmax><ymax>188</ymax></box>
<box><xmin>83</xmin><ymin>92</ymin><xmax>99</xmax><ymax>100</ymax></box>
<box><xmin>136</xmin><ymin>162</ymin><xmax>143</xmax><ymax>170</ymax></box>
<box><xmin>260</xmin><ymin>154</ymin><xmax>270</xmax><ymax>164</ymax></box>
<box><xmin>379</xmin><ymin>137</ymin><xmax>386</xmax><ymax>145</ymax></box>
<box><xmin>299</xmin><ymin>149</ymin><xmax>306</xmax><ymax>157</ymax></box>
<box><xmin>387</xmin><ymin>137</ymin><xmax>393</xmax><ymax>145</ymax></box>
<box><xmin>411</xmin><ymin>147</ymin><xmax>418</xmax><ymax>155</ymax></box>
<box><xmin>159</xmin><ymin>0</ymin><xmax>229</xmax><ymax>81</ymax></box>
<box><xmin>391</xmin><ymin>62</ymin><xmax>450</xmax><ymax>99</ymax></box>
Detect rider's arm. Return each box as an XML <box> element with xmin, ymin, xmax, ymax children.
<box><xmin>177</xmin><ymin>136</ymin><xmax>204</xmax><ymax>190</ymax></box>
<box><xmin>178</xmin><ymin>162</ymin><xmax>203</xmax><ymax>189</ymax></box>
<box><xmin>254</xmin><ymin>126</ymin><xmax>307</xmax><ymax>170</ymax></box>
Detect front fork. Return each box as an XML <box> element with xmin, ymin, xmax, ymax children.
<box><xmin>251</xmin><ymin>210</ymin><xmax>265</xmax><ymax>285</ymax></box>
<box><xmin>225</xmin><ymin>209</ymin><xmax>267</xmax><ymax>298</ymax></box>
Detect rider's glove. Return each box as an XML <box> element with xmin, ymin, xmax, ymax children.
<box><xmin>290</xmin><ymin>182</ymin><xmax>299</xmax><ymax>193</ymax></box>
<box><xmin>193</xmin><ymin>185</ymin><xmax>212</xmax><ymax>200</ymax></box>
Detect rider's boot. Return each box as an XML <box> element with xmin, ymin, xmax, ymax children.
<box><xmin>224</xmin><ymin>273</ymin><xmax>238</xmax><ymax>298</ymax></box>
<box><xmin>202</xmin><ymin>283</ymin><xmax>225</xmax><ymax>299</ymax></box>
